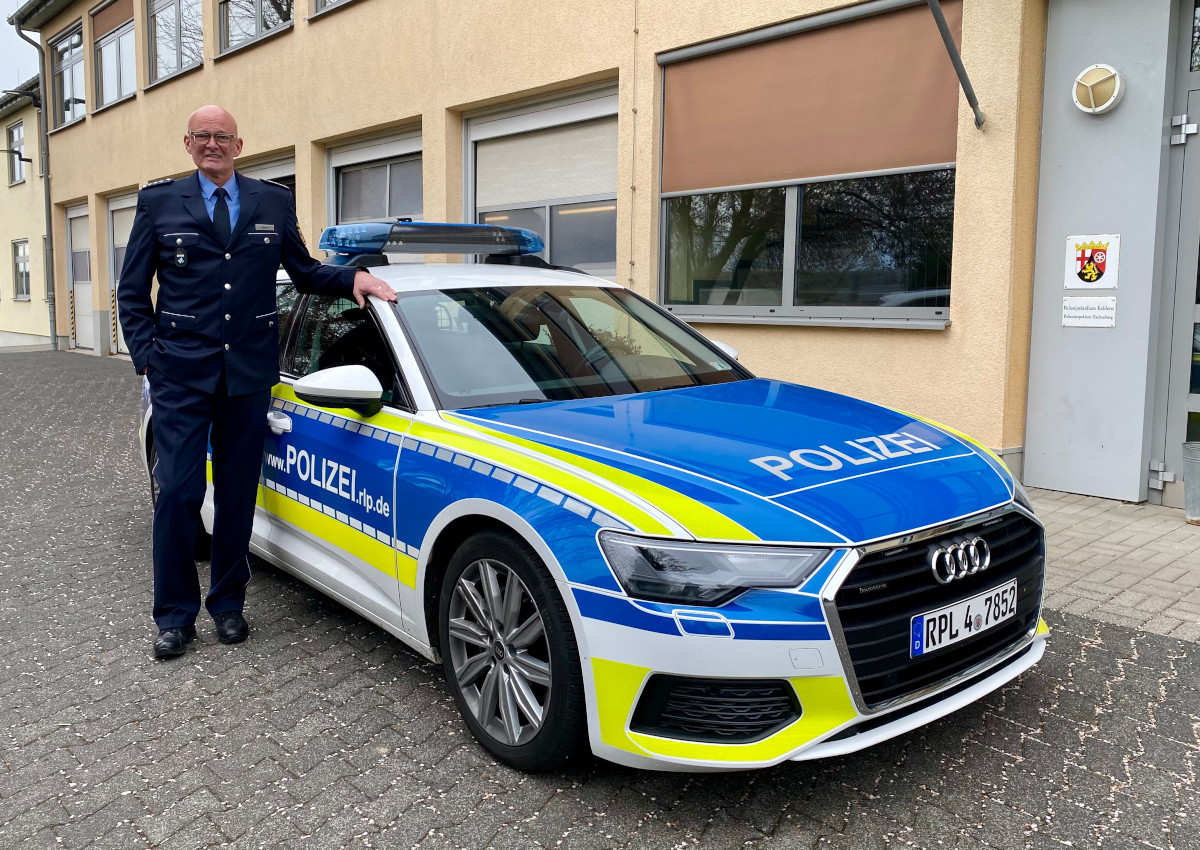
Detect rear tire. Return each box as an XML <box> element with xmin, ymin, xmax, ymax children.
<box><xmin>439</xmin><ymin>530</ymin><xmax>586</xmax><ymax>771</ymax></box>
<box><xmin>147</xmin><ymin>439</ymin><xmax>213</xmax><ymax>561</ymax></box>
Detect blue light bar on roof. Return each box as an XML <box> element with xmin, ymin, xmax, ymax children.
<box><xmin>318</xmin><ymin>221</ymin><xmax>545</xmax><ymax>257</ymax></box>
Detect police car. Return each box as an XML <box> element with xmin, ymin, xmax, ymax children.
<box><xmin>138</xmin><ymin>221</ymin><xmax>1048</xmax><ymax>772</ymax></box>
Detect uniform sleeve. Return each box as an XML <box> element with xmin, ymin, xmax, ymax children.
<box><xmin>279</xmin><ymin>192</ymin><xmax>356</xmax><ymax>297</ymax></box>
<box><xmin>116</xmin><ymin>192</ymin><xmax>158</xmax><ymax>375</ymax></box>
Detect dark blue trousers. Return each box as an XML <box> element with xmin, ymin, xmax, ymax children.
<box><xmin>149</xmin><ymin>369</ymin><xmax>269</xmax><ymax>629</ymax></box>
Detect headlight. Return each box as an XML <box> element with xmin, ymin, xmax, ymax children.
<box><xmin>598</xmin><ymin>532</ymin><xmax>828</xmax><ymax>606</ymax></box>
<box><xmin>1013</xmin><ymin>478</ymin><xmax>1035</xmax><ymax>513</ymax></box>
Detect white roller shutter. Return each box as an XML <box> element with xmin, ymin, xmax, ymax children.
<box><xmin>475</xmin><ymin>117</ymin><xmax>617</xmax><ymax>209</ymax></box>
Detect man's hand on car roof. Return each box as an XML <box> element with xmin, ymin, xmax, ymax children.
<box><xmin>352</xmin><ymin>269</ymin><xmax>398</xmax><ymax>307</ymax></box>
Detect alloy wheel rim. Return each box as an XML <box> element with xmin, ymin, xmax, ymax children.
<box><xmin>447</xmin><ymin>558</ymin><xmax>552</xmax><ymax>746</ymax></box>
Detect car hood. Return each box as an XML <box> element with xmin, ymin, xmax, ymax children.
<box><xmin>446</xmin><ymin>379</ymin><xmax>1015</xmax><ymax>546</ymax></box>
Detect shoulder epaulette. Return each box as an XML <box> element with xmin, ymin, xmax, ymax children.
<box><xmin>142</xmin><ymin>177</ymin><xmax>174</xmax><ymax>190</ymax></box>
<box><xmin>260</xmin><ymin>179</ymin><xmax>290</xmax><ymax>191</ymax></box>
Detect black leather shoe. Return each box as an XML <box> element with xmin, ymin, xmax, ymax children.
<box><xmin>213</xmin><ymin>611</ymin><xmax>249</xmax><ymax>645</ymax></box>
<box><xmin>154</xmin><ymin>625</ymin><xmax>196</xmax><ymax>659</ymax></box>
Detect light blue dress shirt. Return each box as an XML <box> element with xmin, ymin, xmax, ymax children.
<box><xmin>197</xmin><ymin>172</ymin><xmax>241</xmax><ymax>232</ymax></box>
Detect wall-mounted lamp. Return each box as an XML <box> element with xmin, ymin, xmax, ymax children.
<box><xmin>1073</xmin><ymin>64</ymin><xmax>1125</xmax><ymax>115</ymax></box>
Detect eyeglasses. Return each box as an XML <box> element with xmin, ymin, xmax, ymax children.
<box><xmin>188</xmin><ymin>131</ymin><xmax>237</xmax><ymax>147</ymax></box>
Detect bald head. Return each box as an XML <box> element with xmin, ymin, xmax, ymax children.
<box><xmin>184</xmin><ymin>105</ymin><xmax>242</xmax><ymax>185</ymax></box>
<box><xmin>188</xmin><ymin>105</ymin><xmax>238</xmax><ymax>135</ymax></box>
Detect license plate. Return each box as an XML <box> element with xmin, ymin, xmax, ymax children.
<box><xmin>910</xmin><ymin>579</ymin><xmax>1018</xmax><ymax>658</ymax></box>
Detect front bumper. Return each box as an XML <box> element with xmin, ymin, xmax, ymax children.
<box><xmin>577</xmin><ymin>504</ymin><xmax>1048</xmax><ymax>771</ymax></box>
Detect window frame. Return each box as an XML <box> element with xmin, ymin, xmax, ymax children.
<box><xmin>12</xmin><ymin>240</ymin><xmax>31</xmax><ymax>301</ymax></box>
<box><xmin>282</xmin><ymin>293</ymin><xmax>415</xmax><ymax>411</ymax></box>
<box><xmin>475</xmin><ymin>193</ymin><xmax>619</xmax><ymax>277</ymax></box>
<box><xmin>50</xmin><ymin>24</ymin><xmax>86</xmax><ymax>128</ymax></box>
<box><xmin>6</xmin><ymin>122</ymin><xmax>24</xmax><ymax>185</ymax></box>
<box><xmin>326</xmin><ymin>130</ymin><xmax>422</xmax><ymax>226</ymax></box>
<box><xmin>219</xmin><ymin>0</ymin><xmax>294</xmax><ymax>53</ymax></box>
<box><xmin>335</xmin><ymin>153</ymin><xmax>423</xmax><ymax>224</ymax></box>
<box><xmin>94</xmin><ymin>19</ymin><xmax>137</xmax><ymax>109</ymax></box>
<box><xmin>657</xmin><ymin>163</ymin><xmax>956</xmax><ymax>330</ymax></box>
<box><xmin>148</xmin><ymin>0</ymin><xmax>204</xmax><ymax>84</ymax></box>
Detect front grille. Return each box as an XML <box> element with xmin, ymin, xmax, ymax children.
<box><xmin>833</xmin><ymin>510</ymin><xmax>1044</xmax><ymax>709</ymax></box>
<box><xmin>631</xmin><ymin>676</ymin><xmax>801</xmax><ymax>743</ymax></box>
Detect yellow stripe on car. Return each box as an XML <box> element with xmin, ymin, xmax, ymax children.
<box><xmin>444</xmin><ymin>414</ymin><xmax>758</xmax><ymax>542</ymax></box>
<box><xmin>408</xmin><ymin>419</ymin><xmax>680</xmax><ymax>536</ymax></box>
<box><xmin>265</xmin><ymin>486</ymin><xmax>416</xmax><ymax>585</ymax></box>
<box><xmin>591</xmin><ymin>657</ymin><xmax>858</xmax><ymax>764</ymax></box>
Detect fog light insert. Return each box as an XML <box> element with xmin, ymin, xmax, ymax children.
<box><xmin>631</xmin><ymin>675</ymin><xmax>801</xmax><ymax>743</ymax></box>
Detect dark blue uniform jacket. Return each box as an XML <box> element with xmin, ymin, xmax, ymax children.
<box><xmin>117</xmin><ymin>171</ymin><xmax>355</xmax><ymax>396</ymax></box>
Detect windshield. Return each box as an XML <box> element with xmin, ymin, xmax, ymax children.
<box><xmin>393</xmin><ymin>285</ymin><xmax>748</xmax><ymax>409</ymax></box>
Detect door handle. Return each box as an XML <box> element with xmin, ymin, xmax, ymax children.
<box><xmin>267</xmin><ymin>410</ymin><xmax>292</xmax><ymax>435</ymax></box>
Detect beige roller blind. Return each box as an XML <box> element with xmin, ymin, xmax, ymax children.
<box><xmin>92</xmin><ymin>0</ymin><xmax>133</xmax><ymax>39</ymax></box>
<box><xmin>661</xmin><ymin>1</ymin><xmax>962</xmax><ymax>194</ymax></box>
<box><xmin>476</xmin><ymin>117</ymin><xmax>618</xmax><ymax>208</ymax></box>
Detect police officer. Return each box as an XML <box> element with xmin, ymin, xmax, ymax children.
<box><xmin>118</xmin><ymin>105</ymin><xmax>397</xmax><ymax>659</ymax></box>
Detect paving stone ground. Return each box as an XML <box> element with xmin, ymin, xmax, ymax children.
<box><xmin>1032</xmin><ymin>490</ymin><xmax>1200</xmax><ymax>641</ymax></box>
<box><xmin>1</xmin><ymin>351</ymin><xmax>1197</xmax><ymax>850</ymax></box>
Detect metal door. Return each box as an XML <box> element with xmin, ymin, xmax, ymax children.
<box><xmin>1156</xmin><ymin>88</ymin><xmax>1200</xmax><ymax>507</ymax></box>
<box><xmin>66</xmin><ymin>209</ymin><xmax>92</xmax><ymax>350</ymax></box>
<box><xmin>1150</xmin><ymin>2</ymin><xmax>1200</xmax><ymax>506</ymax></box>
<box><xmin>108</xmin><ymin>195</ymin><xmax>136</xmax><ymax>355</ymax></box>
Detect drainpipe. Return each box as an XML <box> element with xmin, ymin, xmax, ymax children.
<box><xmin>11</xmin><ymin>23</ymin><xmax>57</xmax><ymax>350</ymax></box>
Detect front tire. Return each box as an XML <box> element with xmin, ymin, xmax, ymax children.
<box><xmin>439</xmin><ymin>530</ymin><xmax>586</xmax><ymax>771</ymax></box>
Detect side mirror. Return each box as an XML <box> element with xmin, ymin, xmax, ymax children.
<box><xmin>710</xmin><ymin>340</ymin><xmax>739</xmax><ymax>362</ymax></box>
<box><xmin>293</xmin><ymin>365</ymin><xmax>383</xmax><ymax>415</ymax></box>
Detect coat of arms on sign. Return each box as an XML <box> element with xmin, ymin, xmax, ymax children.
<box><xmin>1064</xmin><ymin>234</ymin><xmax>1120</xmax><ymax>289</ymax></box>
<box><xmin>1075</xmin><ymin>241</ymin><xmax>1107</xmax><ymax>283</ymax></box>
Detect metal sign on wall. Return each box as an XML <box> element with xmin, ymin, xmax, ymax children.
<box><xmin>1064</xmin><ymin>233</ymin><xmax>1120</xmax><ymax>289</ymax></box>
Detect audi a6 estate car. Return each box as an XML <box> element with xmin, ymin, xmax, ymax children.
<box><xmin>138</xmin><ymin>221</ymin><xmax>1049</xmax><ymax>772</ymax></box>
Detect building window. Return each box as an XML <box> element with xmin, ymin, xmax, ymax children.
<box><xmin>658</xmin><ymin>1</ymin><xmax>962</xmax><ymax>324</ymax></box>
<box><xmin>470</xmin><ymin>104</ymin><xmax>619</xmax><ymax>280</ymax></box>
<box><xmin>150</xmin><ymin>0</ymin><xmax>203</xmax><ymax>82</ymax></box>
<box><xmin>95</xmin><ymin>9</ymin><xmax>137</xmax><ymax>108</ymax></box>
<box><xmin>221</xmin><ymin>0</ymin><xmax>293</xmax><ymax>50</ymax></box>
<box><xmin>479</xmin><ymin>201</ymin><xmax>618</xmax><ymax>279</ymax></box>
<box><xmin>337</xmin><ymin>155</ymin><xmax>421</xmax><ymax>223</ymax></box>
<box><xmin>51</xmin><ymin>26</ymin><xmax>86</xmax><ymax>127</ymax></box>
<box><xmin>6</xmin><ymin>122</ymin><xmax>24</xmax><ymax>184</ymax></box>
<box><xmin>665</xmin><ymin>170</ymin><xmax>954</xmax><ymax>310</ymax></box>
<box><xmin>12</xmin><ymin>241</ymin><xmax>30</xmax><ymax>300</ymax></box>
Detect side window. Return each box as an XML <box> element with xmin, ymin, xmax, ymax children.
<box><xmin>289</xmin><ymin>295</ymin><xmax>405</xmax><ymax>407</ymax></box>
<box><xmin>276</xmin><ymin>282</ymin><xmax>300</xmax><ymax>371</ymax></box>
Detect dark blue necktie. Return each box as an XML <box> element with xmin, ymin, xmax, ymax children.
<box><xmin>213</xmin><ymin>187</ymin><xmax>231</xmax><ymax>244</ymax></box>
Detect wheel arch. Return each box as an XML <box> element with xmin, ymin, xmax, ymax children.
<box><xmin>415</xmin><ymin>499</ymin><xmax>577</xmax><ymax>657</ymax></box>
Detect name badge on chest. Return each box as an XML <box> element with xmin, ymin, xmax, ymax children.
<box><xmin>174</xmin><ymin>247</ymin><xmax>188</xmax><ymax>268</ymax></box>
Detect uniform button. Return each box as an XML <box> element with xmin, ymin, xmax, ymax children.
<box><xmin>225</xmin><ymin>253</ymin><xmax>232</xmax><ymax>260</ymax></box>
<box><xmin>263</xmin><ymin>237</ymin><xmax>269</xmax><ymax>244</ymax></box>
<box><xmin>175</xmin><ymin>238</ymin><xmax>182</xmax><ymax>245</ymax></box>
<box><xmin>224</xmin><ymin>344</ymin><xmax>230</xmax><ymax>351</ymax></box>
<box><xmin>224</xmin><ymin>283</ymin><xmax>231</xmax><ymax>290</ymax></box>
<box><xmin>171</xmin><ymin>321</ymin><xmax>177</xmax><ymax>328</ymax></box>
<box><xmin>269</xmin><ymin>321</ymin><xmax>275</xmax><ymax>327</ymax></box>
<box><xmin>224</xmin><ymin>314</ymin><xmax>231</xmax><ymax>321</ymax></box>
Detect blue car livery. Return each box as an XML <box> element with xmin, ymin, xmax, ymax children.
<box><xmin>138</xmin><ymin>223</ymin><xmax>1047</xmax><ymax>772</ymax></box>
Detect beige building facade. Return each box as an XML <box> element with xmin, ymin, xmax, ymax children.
<box><xmin>9</xmin><ymin>0</ymin><xmax>1046</xmax><ymax>472</ymax></box>
<box><xmin>0</xmin><ymin>76</ymin><xmax>51</xmax><ymax>348</ymax></box>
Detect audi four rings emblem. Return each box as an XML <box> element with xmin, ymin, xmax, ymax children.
<box><xmin>929</xmin><ymin>537</ymin><xmax>991</xmax><ymax>584</ymax></box>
